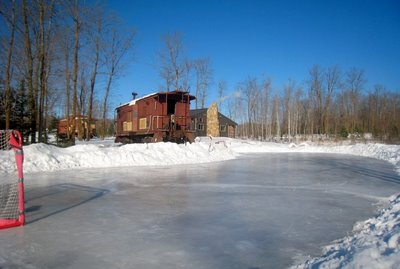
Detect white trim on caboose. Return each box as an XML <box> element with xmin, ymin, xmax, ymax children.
<box><xmin>116</xmin><ymin>92</ymin><xmax>158</xmax><ymax>109</ymax></box>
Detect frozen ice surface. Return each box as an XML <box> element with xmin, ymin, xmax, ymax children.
<box><xmin>1</xmin><ymin>153</ymin><xmax>399</xmax><ymax>269</ymax></box>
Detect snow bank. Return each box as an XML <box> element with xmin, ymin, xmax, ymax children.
<box><xmin>203</xmin><ymin>137</ymin><xmax>400</xmax><ymax>173</ymax></box>
<box><xmin>289</xmin><ymin>142</ymin><xmax>400</xmax><ymax>175</ymax></box>
<box><xmin>0</xmin><ymin>140</ymin><xmax>236</xmax><ymax>174</ymax></box>
<box><xmin>292</xmin><ymin>193</ymin><xmax>400</xmax><ymax>269</ymax></box>
<box><xmin>2</xmin><ymin>137</ymin><xmax>399</xmax><ymax>175</ymax></box>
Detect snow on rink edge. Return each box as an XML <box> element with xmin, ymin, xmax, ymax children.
<box><xmin>0</xmin><ymin>137</ymin><xmax>399</xmax><ymax>268</ymax></box>
<box><xmin>291</xmin><ymin>193</ymin><xmax>400</xmax><ymax>269</ymax></box>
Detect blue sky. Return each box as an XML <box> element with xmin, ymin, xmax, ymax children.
<box><xmin>109</xmin><ymin>0</ymin><xmax>400</xmax><ymax>108</ymax></box>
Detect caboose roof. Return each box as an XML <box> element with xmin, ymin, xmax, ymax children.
<box><xmin>116</xmin><ymin>90</ymin><xmax>195</xmax><ymax>109</ymax></box>
<box><xmin>116</xmin><ymin>92</ymin><xmax>157</xmax><ymax>109</ymax></box>
<box><xmin>128</xmin><ymin>92</ymin><xmax>158</xmax><ymax>106</ymax></box>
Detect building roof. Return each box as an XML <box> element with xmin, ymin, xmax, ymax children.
<box><xmin>190</xmin><ymin>108</ymin><xmax>238</xmax><ymax>126</ymax></box>
<box><xmin>116</xmin><ymin>90</ymin><xmax>195</xmax><ymax>109</ymax></box>
<box><xmin>116</xmin><ymin>92</ymin><xmax>157</xmax><ymax>109</ymax></box>
<box><xmin>190</xmin><ymin>108</ymin><xmax>208</xmax><ymax>117</ymax></box>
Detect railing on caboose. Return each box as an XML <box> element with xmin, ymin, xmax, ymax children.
<box><xmin>149</xmin><ymin>115</ymin><xmax>192</xmax><ymax>132</ymax></box>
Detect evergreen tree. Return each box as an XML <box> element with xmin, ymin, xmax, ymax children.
<box><xmin>13</xmin><ymin>80</ymin><xmax>29</xmax><ymax>135</ymax></box>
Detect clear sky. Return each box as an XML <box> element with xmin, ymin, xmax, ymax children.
<box><xmin>109</xmin><ymin>0</ymin><xmax>400</xmax><ymax>108</ymax></box>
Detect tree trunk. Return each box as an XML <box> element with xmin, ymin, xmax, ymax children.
<box><xmin>22</xmin><ymin>0</ymin><xmax>36</xmax><ymax>143</ymax></box>
<box><xmin>102</xmin><ymin>68</ymin><xmax>114</xmax><ymax>139</ymax></box>
<box><xmin>72</xmin><ymin>0</ymin><xmax>82</xmax><ymax>140</ymax></box>
<box><xmin>4</xmin><ymin>0</ymin><xmax>17</xmax><ymax>130</ymax></box>
<box><xmin>87</xmin><ymin>31</ymin><xmax>100</xmax><ymax>140</ymax></box>
<box><xmin>38</xmin><ymin>0</ymin><xmax>46</xmax><ymax>142</ymax></box>
<box><xmin>64</xmin><ymin>41</ymin><xmax>71</xmax><ymax>139</ymax></box>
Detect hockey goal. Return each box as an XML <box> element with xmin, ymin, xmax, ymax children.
<box><xmin>0</xmin><ymin>130</ymin><xmax>25</xmax><ymax>229</ymax></box>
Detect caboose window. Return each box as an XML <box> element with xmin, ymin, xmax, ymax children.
<box><xmin>123</xmin><ymin>121</ymin><xmax>133</xmax><ymax>131</ymax></box>
<box><xmin>139</xmin><ymin>118</ymin><xmax>147</xmax><ymax>129</ymax></box>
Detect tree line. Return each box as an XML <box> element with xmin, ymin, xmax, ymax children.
<box><xmin>157</xmin><ymin>32</ymin><xmax>214</xmax><ymax>110</ymax></box>
<box><xmin>226</xmin><ymin>66</ymin><xmax>400</xmax><ymax>142</ymax></box>
<box><xmin>0</xmin><ymin>0</ymin><xmax>135</xmax><ymax>142</ymax></box>
<box><xmin>0</xmin><ymin>1</ymin><xmax>214</xmax><ymax>143</ymax></box>
<box><xmin>155</xmin><ymin>34</ymin><xmax>400</xmax><ymax>143</ymax></box>
<box><xmin>1</xmin><ymin>1</ymin><xmax>398</xmax><ymax>144</ymax></box>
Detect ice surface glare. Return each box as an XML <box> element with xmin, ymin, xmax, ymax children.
<box><xmin>0</xmin><ymin>153</ymin><xmax>399</xmax><ymax>269</ymax></box>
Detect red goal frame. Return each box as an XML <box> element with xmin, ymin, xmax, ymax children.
<box><xmin>0</xmin><ymin>130</ymin><xmax>25</xmax><ymax>229</ymax></box>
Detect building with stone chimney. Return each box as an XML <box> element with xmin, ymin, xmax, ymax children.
<box><xmin>190</xmin><ymin>103</ymin><xmax>237</xmax><ymax>138</ymax></box>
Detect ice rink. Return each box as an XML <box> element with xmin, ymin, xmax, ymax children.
<box><xmin>1</xmin><ymin>153</ymin><xmax>399</xmax><ymax>269</ymax></box>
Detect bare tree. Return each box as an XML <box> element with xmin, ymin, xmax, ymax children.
<box><xmin>159</xmin><ymin>63</ymin><xmax>174</xmax><ymax>92</ymax></box>
<box><xmin>22</xmin><ymin>0</ymin><xmax>36</xmax><ymax>142</ymax></box>
<box><xmin>283</xmin><ymin>79</ymin><xmax>295</xmax><ymax>138</ymax></box>
<box><xmin>293</xmin><ymin>88</ymin><xmax>304</xmax><ymax>137</ymax></box>
<box><xmin>242</xmin><ymin>77</ymin><xmax>260</xmax><ymax>138</ymax></box>
<box><xmin>0</xmin><ymin>0</ymin><xmax>137</xmax><ymax>143</ymax></box>
<box><xmin>59</xmin><ymin>27</ymin><xmax>72</xmax><ymax>139</ymax></box>
<box><xmin>324</xmin><ymin>66</ymin><xmax>341</xmax><ymax>134</ymax></box>
<box><xmin>1</xmin><ymin>0</ymin><xmax>17</xmax><ymax>129</ymax></box>
<box><xmin>217</xmin><ymin>80</ymin><xmax>227</xmax><ymax>110</ymax></box>
<box><xmin>272</xmin><ymin>94</ymin><xmax>281</xmax><ymax>139</ymax></box>
<box><xmin>261</xmin><ymin>78</ymin><xmax>272</xmax><ymax>140</ymax></box>
<box><xmin>227</xmin><ymin>90</ymin><xmax>240</xmax><ymax>122</ymax></box>
<box><xmin>158</xmin><ymin>32</ymin><xmax>185</xmax><ymax>91</ymax></box>
<box><xmin>306</xmin><ymin>65</ymin><xmax>342</xmax><ymax>137</ymax></box>
<box><xmin>79</xmin><ymin>67</ymin><xmax>89</xmax><ymax>115</ymax></box>
<box><xmin>308</xmin><ymin>65</ymin><xmax>324</xmax><ymax>134</ymax></box>
<box><xmin>180</xmin><ymin>58</ymin><xmax>192</xmax><ymax>92</ymax></box>
<box><xmin>231</xmin><ymin>87</ymin><xmax>246</xmax><ymax>138</ymax></box>
<box><xmin>101</xmin><ymin>23</ymin><xmax>135</xmax><ymax>138</ymax></box>
<box><xmin>345</xmin><ymin>67</ymin><xmax>365</xmax><ymax>133</ymax></box>
<box><xmin>70</xmin><ymin>0</ymin><xmax>83</xmax><ymax>140</ymax></box>
<box><xmin>193</xmin><ymin>58</ymin><xmax>213</xmax><ymax>108</ymax></box>
<box><xmin>37</xmin><ymin>0</ymin><xmax>56</xmax><ymax>142</ymax></box>
<box><xmin>86</xmin><ymin>6</ymin><xmax>104</xmax><ymax>140</ymax></box>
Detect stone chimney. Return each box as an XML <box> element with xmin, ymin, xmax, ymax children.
<box><xmin>207</xmin><ymin>103</ymin><xmax>220</xmax><ymax>137</ymax></box>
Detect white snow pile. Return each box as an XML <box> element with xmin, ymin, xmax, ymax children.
<box><xmin>217</xmin><ymin>138</ymin><xmax>400</xmax><ymax>173</ymax></box>
<box><xmin>292</xmin><ymin>193</ymin><xmax>400</xmax><ymax>269</ymax></box>
<box><xmin>1</xmin><ymin>137</ymin><xmax>399</xmax><ymax>175</ymax></box>
<box><xmin>0</xmin><ymin>137</ymin><xmax>400</xmax><ymax>268</ymax></box>
<box><xmin>0</xmin><ymin>139</ymin><xmax>237</xmax><ymax>174</ymax></box>
<box><xmin>290</xmin><ymin>141</ymin><xmax>400</xmax><ymax>175</ymax></box>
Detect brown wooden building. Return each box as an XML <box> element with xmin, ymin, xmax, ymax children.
<box><xmin>190</xmin><ymin>106</ymin><xmax>237</xmax><ymax>138</ymax></box>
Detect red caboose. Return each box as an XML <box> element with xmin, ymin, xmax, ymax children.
<box><xmin>115</xmin><ymin>90</ymin><xmax>196</xmax><ymax>143</ymax></box>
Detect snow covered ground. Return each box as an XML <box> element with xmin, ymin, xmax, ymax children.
<box><xmin>1</xmin><ymin>137</ymin><xmax>399</xmax><ymax>268</ymax></box>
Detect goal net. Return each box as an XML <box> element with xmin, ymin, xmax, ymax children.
<box><xmin>0</xmin><ymin>130</ymin><xmax>25</xmax><ymax>229</ymax></box>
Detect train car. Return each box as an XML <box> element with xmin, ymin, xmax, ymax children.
<box><xmin>57</xmin><ymin>115</ymin><xmax>97</xmax><ymax>139</ymax></box>
<box><xmin>115</xmin><ymin>90</ymin><xmax>196</xmax><ymax>143</ymax></box>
